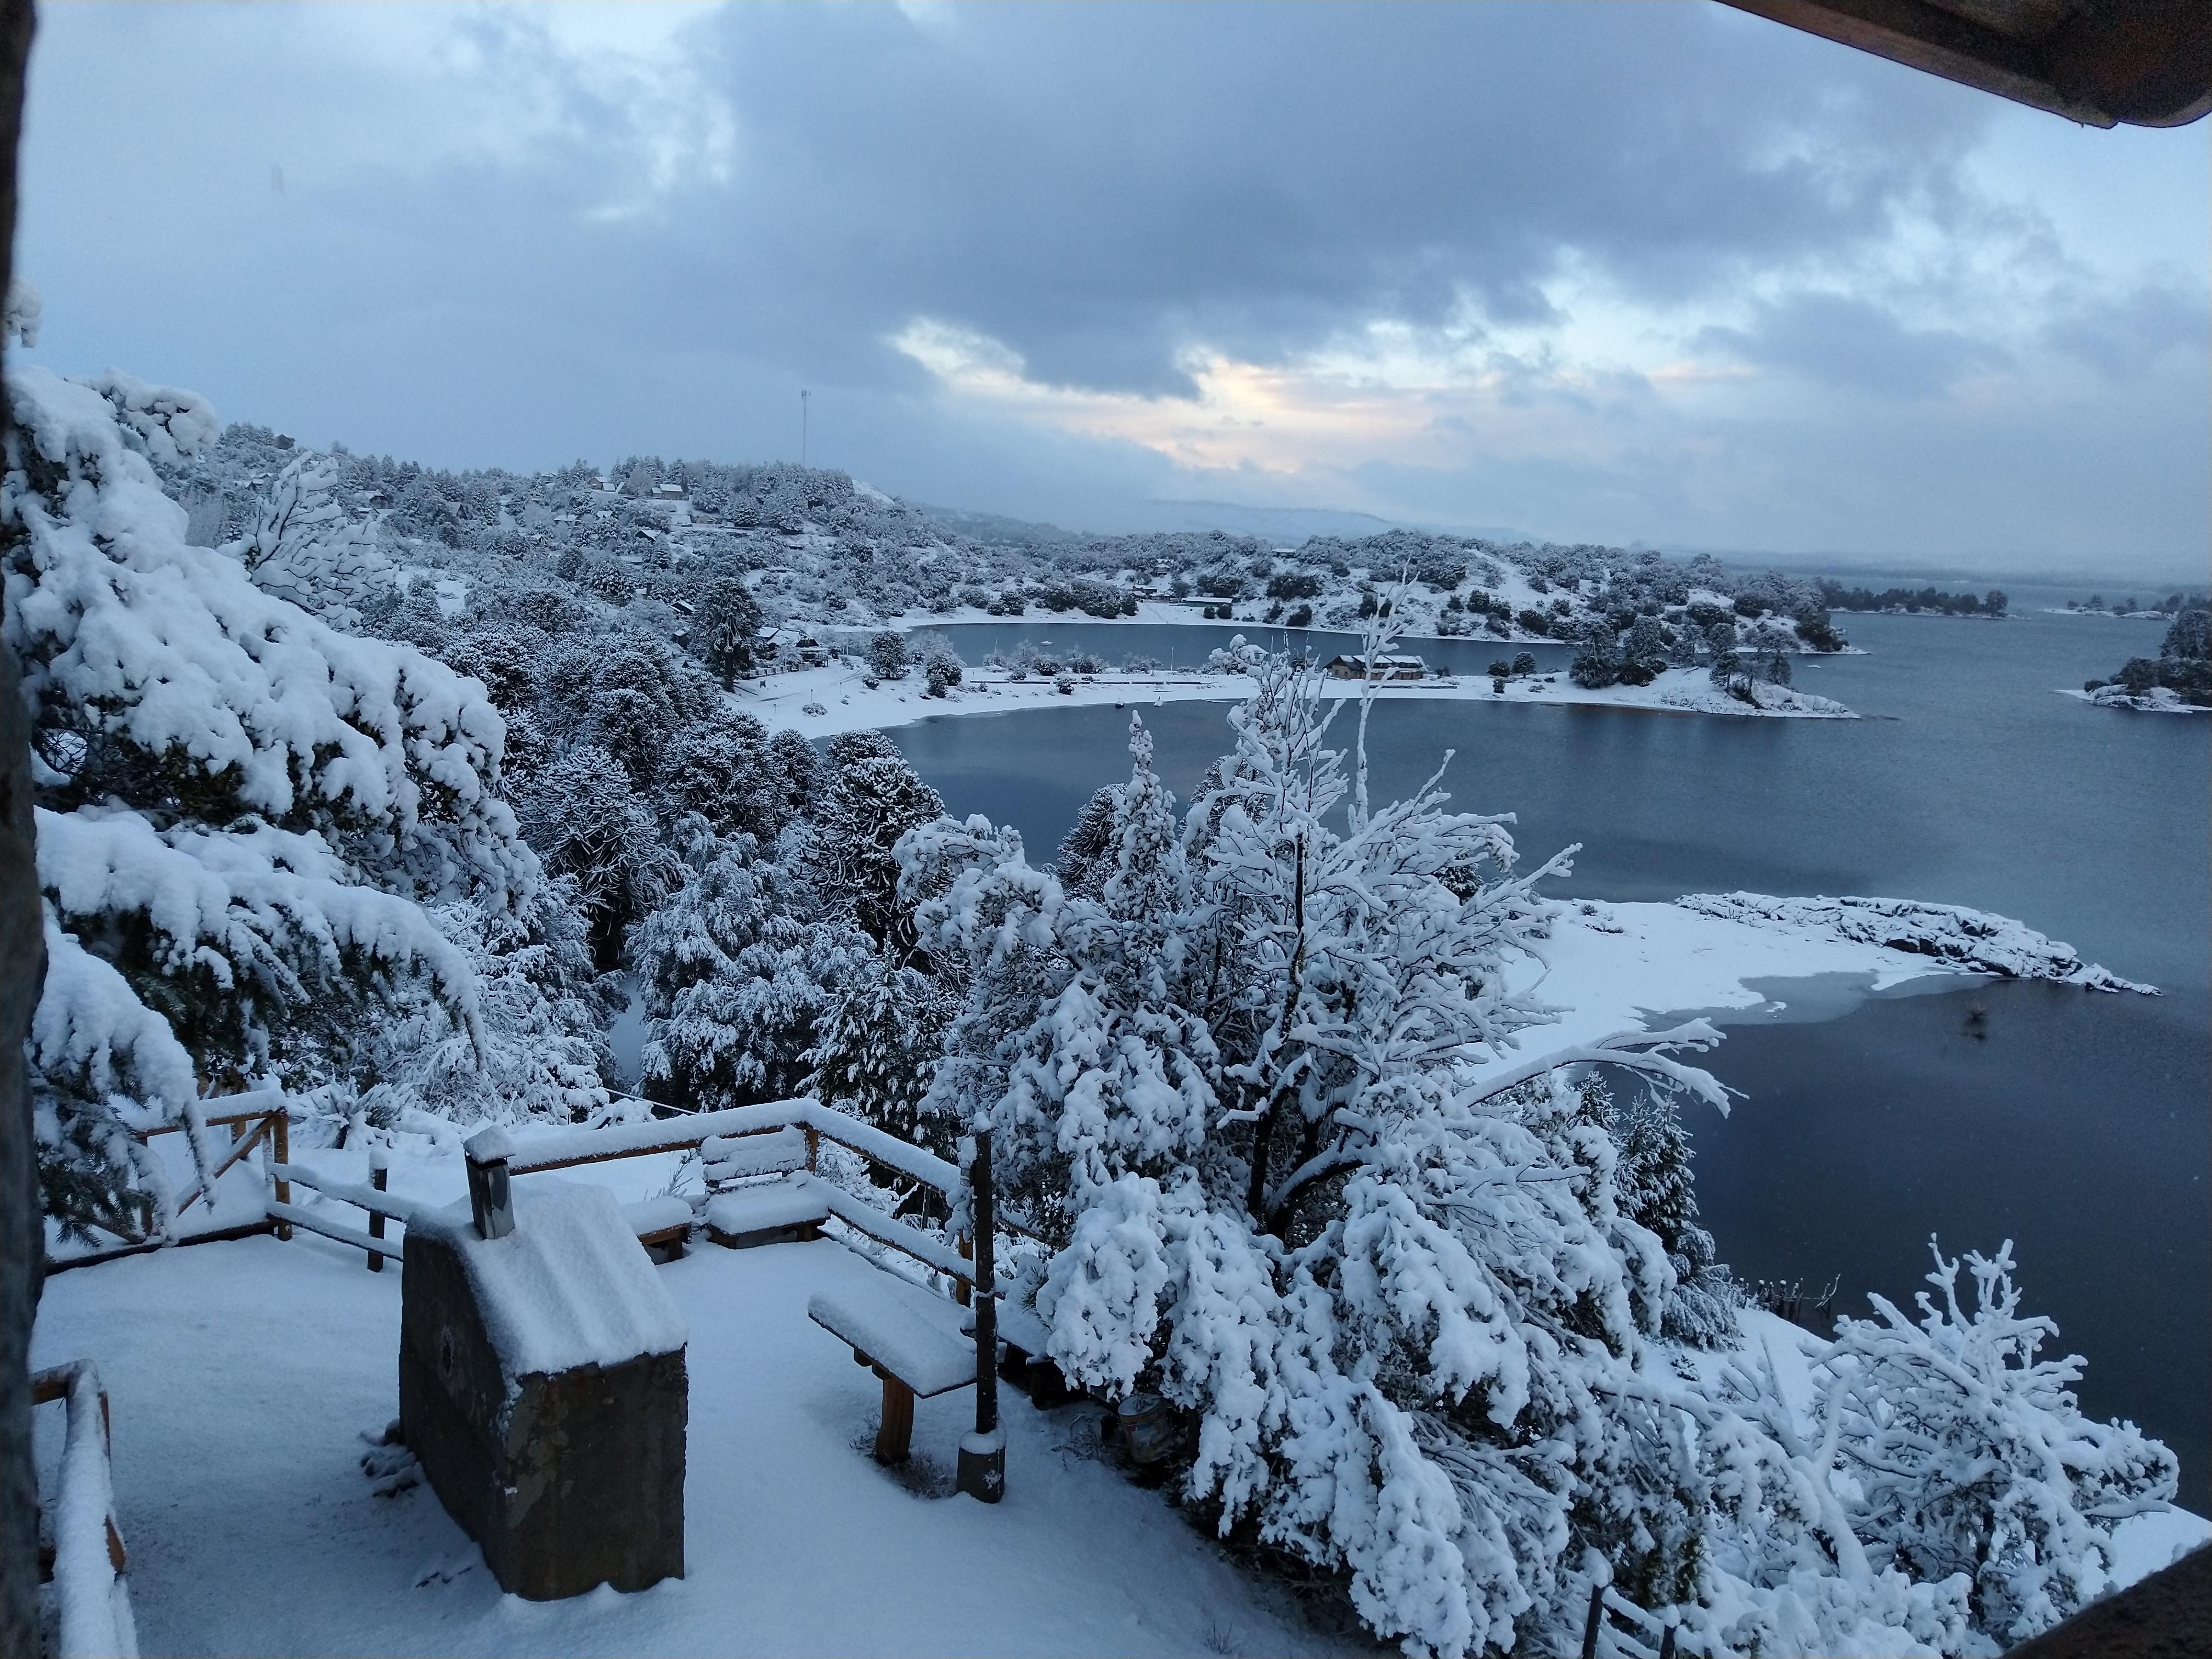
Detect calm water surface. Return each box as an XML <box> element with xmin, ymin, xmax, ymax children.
<box><xmin>884</xmin><ymin>602</ymin><xmax>2209</xmax><ymax>1506</ymax></box>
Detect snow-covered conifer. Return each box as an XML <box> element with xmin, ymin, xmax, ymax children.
<box><xmin>635</xmin><ymin>822</ymin><xmax>869</xmax><ymax>1109</ymax></box>
<box><xmin>1606</xmin><ymin>1079</ymin><xmax>1738</xmax><ymax>1346</ymax></box>
<box><xmin>805</xmin><ymin>949</ymin><xmax>952</xmax><ymax>1149</ymax></box>
<box><xmin>4</xmin><ymin>365</ymin><xmax>545</xmax><ymax>1234</ymax></box>
<box><xmin>513</xmin><ymin>742</ymin><xmax>680</xmax><ymax>964</ymax></box>
<box><xmin>230</xmin><ymin>450</ymin><xmax>390</xmax><ymax>628</ymax></box>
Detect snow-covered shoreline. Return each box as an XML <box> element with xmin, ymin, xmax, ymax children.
<box><xmin>1493</xmin><ymin>893</ymin><xmax>2148</xmax><ymax>1071</ymax></box>
<box><xmin>2057</xmin><ymin>685</ymin><xmax>2209</xmax><ymax>715</ymax></box>
<box><xmin>735</xmin><ymin>658</ymin><xmax>1855</xmax><ymax>740</ymax></box>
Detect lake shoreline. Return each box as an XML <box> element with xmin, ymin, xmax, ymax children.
<box><xmin>734</xmin><ymin>657</ymin><xmax>1858</xmax><ymax>739</ymax></box>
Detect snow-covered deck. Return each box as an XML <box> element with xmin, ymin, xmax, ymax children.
<box><xmin>32</xmin><ymin>1224</ymin><xmax>1336</xmax><ymax>1658</ymax></box>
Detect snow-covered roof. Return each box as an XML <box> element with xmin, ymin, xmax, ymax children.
<box><xmin>408</xmin><ymin>1180</ymin><xmax>686</xmax><ymax>1379</ymax></box>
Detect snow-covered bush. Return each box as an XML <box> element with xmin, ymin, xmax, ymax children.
<box><xmin>1816</xmin><ymin>1239</ymin><xmax>2176</xmax><ymax>1644</ymax></box>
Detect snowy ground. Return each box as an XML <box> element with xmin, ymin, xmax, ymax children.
<box><xmin>32</xmin><ymin>1223</ymin><xmax>1348</xmax><ymax>1659</ymax></box>
<box><xmin>734</xmin><ymin>660</ymin><xmax>1853</xmax><ymax>742</ymax></box>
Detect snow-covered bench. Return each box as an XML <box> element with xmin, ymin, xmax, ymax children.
<box><xmin>978</xmin><ymin>1297</ymin><xmax>1079</xmax><ymax>1407</ymax></box>
<box><xmin>808</xmin><ymin>1273</ymin><xmax>977</xmax><ymax>1464</ymax></box>
<box><xmin>701</xmin><ymin>1129</ymin><xmax>831</xmax><ymax>1249</ymax></box>
<box><xmin>622</xmin><ymin>1195</ymin><xmax>697</xmax><ymax>1265</ymax></box>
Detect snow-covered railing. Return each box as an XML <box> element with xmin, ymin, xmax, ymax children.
<box><xmin>32</xmin><ymin>1359</ymin><xmax>138</xmax><ymax>1659</ymax></box>
<box><xmin>504</xmin><ymin>1095</ymin><xmax>961</xmax><ymax>1194</ymax></box>
<box><xmin>269</xmin><ymin>1147</ymin><xmax>410</xmax><ymax>1269</ymax></box>
<box><xmin>140</xmin><ymin>1089</ymin><xmax>291</xmax><ymax>1235</ymax></box>
<box><xmin>495</xmin><ymin>1097</ymin><xmax>1041</xmax><ymax>1283</ymax></box>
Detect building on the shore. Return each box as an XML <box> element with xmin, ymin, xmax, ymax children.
<box><xmin>1324</xmin><ymin>654</ymin><xmax>1424</xmax><ymax>681</ymax></box>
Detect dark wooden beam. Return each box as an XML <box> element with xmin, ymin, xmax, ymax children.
<box><xmin>0</xmin><ymin>4</ymin><xmax>42</xmax><ymax>1651</ymax></box>
<box><xmin>1721</xmin><ymin>0</ymin><xmax>2212</xmax><ymax>127</ymax></box>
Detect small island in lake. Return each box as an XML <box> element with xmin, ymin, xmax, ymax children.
<box><xmin>2069</xmin><ymin>605</ymin><xmax>2212</xmax><ymax>712</ymax></box>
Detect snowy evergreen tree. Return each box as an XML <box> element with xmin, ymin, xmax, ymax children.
<box><xmin>634</xmin><ymin>822</ymin><xmax>869</xmax><ymax>1110</ymax></box>
<box><xmin>896</xmin><ymin>653</ymin><xmax>1836</xmax><ymax>1656</ymax></box>
<box><xmin>3</xmin><ymin>365</ymin><xmax>551</xmax><ymax>1237</ymax></box>
<box><xmin>1605</xmin><ymin>1078</ymin><xmax>1737</xmax><ymax>1346</ymax></box>
<box><xmin>514</xmin><ymin>742</ymin><xmax>679</xmax><ymax>967</ymax></box>
<box><xmin>800</xmin><ymin>736</ymin><xmax>945</xmax><ymax>954</ymax></box>
<box><xmin>229</xmin><ymin>450</ymin><xmax>390</xmax><ymax>628</ymax></box>
<box><xmin>693</xmin><ymin>573</ymin><xmax>761</xmax><ymax>688</ymax></box>
<box><xmin>805</xmin><ymin>949</ymin><xmax>953</xmax><ymax>1149</ymax></box>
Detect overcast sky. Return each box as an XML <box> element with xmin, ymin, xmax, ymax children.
<box><xmin>20</xmin><ymin>2</ymin><xmax>2210</xmax><ymax>579</ymax></box>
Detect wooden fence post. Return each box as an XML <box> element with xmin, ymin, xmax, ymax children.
<box><xmin>955</xmin><ymin>1127</ymin><xmax>1003</xmax><ymax>1504</ymax></box>
<box><xmin>271</xmin><ymin>1109</ymin><xmax>291</xmax><ymax>1240</ymax></box>
<box><xmin>367</xmin><ymin>1149</ymin><xmax>388</xmax><ymax>1273</ymax></box>
<box><xmin>1581</xmin><ymin>1582</ymin><xmax>1605</xmax><ymax>1659</ymax></box>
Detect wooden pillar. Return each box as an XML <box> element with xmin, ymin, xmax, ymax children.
<box><xmin>367</xmin><ymin>1149</ymin><xmax>388</xmax><ymax>1273</ymax></box>
<box><xmin>955</xmin><ymin>1233</ymin><xmax>972</xmax><ymax>1307</ymax></box>
<box><xmin>873</xmin><ymin>1372</ymin><xmax>915</xmax><ymax>1465</ymax></box>
<box><xmin>956</xmin><ymin>1127</ymin><xmax>1004</xmax><ymax>1503</ymax></box>
<box><xmin>271</xmin><ymin>1109</ymin><xmax>292</xmax><ymax>1240</ymax></box>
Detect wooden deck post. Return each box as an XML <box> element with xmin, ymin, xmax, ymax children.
<box><xmin>367</xmin><ymin>1150</ymin><xmax>388</xmax><ymax>1273</ymax></box>
<box><xmin>873</xmin><ymin>1371</ymin><xmax>915</xmax><ymax>1465</ymax></box>
<box><xmin>271</xmin><ymin>1109</ymin><xmax>292</xmax><ymax>1240</ymax></box>
<box><xmin>1581</xmin><ymin>1582</ymin><xmax>1605</xmax><ymax>1659</ymax></box>
<box><xmin>955</xmin><ymin>1233</ymin><xmax>972</xmax><ymax>1307</ymax></box>
<box><xmin>956</xmin><ymin>1127</ymin><xmax>1005</xmax><ymax>1503</ymax></box>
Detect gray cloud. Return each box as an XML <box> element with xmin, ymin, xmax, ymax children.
<box><xmin>14</xmin><ymin>2</ymin><xmax>2208</xmax><ymax>576</ymax></box>
<box><xmin>1695</xmin><ymin>295</ymin><xmax>2013</xmax><ymax>398</ymax></box>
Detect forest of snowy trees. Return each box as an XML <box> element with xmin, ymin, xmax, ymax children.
<box><xmin>5</xmin><ymin>358</ymin><xmax>2181</xmax><ymax>1657</ymax></box>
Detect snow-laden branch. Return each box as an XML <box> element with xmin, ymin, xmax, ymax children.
<box><xmin>1462</xmin><ymin>1021</ymin><xmax>1736</xmax><ymax>1116</ymax></box>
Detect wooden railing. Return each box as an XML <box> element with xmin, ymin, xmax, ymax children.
<box><xmin>268</xmin><ymin>1149</ymin><xmax>409</xmax><ymax>1269</ymax></box>
<box><xmin>1578</xmin><ymin>1579</ymin><xmax>1703</xmax><ymax>1659</ymax></box>
<box><xmin>151</xmin><ymin>1091</ymin><xmax>291</xmax><ymax>1236</ymax></box>
<box><xmin>32</xmin><ymin>1359</ymin><xmax>138</xmax><ymax>1659</ymax></box>
<box><xmin>501</xmin><ymin>1096</ymin><xmax>1036</xmax><ymax>1286</ymax></box>
<box><xmin>60</xmin><ymin>1091</ymin><xmax>1019</xmax><ymax>1295</ymax></box>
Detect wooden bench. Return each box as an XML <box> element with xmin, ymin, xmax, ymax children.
<box><xmin>699</xmin><ymin>1129</ymin><xmax>832</xmax><ymax>1250</ymax></box>
<box><xmin>809</xmin><ymin>1274</ymin><xmax>977</xmax><ymax>1464</ymax></box>
<box><xmin>622</xmin><ymin>1195</ymin><xmax>696</xmax><ymax>1265</ymax></box>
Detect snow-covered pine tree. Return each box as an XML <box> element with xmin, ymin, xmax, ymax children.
<box><xmin>513</xmin><ymin>741</ymin><xmax>680</xmax><ymax>967</ymax></box>
<box><xmin>229</xmin><ymin>449</ymin><xmax>391</xmax><ymax>628</ymax></box>
<box><xmin>3</xmin><ymin>364</ymin><xmax>550</xmax><ymax>1236</ymax></box>
<box><xmin>804</xmin><ymin>949</ymin><xmax>953</xmax><ymax>1150</ymax></box>
<box><xmin>692</xmin><ymin>574</ymin><xmax>761</xmax><ymax>689</ymax></box>
<box><xmin>899</xmin><ymin>652</ymin><xmax>1803</xmax><ymax>1656</ymax></box>
<box><xmin>1605</xmin><ymin>1077</ymin><xmax>1739</xmax><ymax>1346</ymax></box>
<box><xmin>800</xmin><ymin>733</ymin><xmax>946</xmax><ymax>955</ymax></box>
<box><xmin>634</xmin><ymin>820</ymin><xmax>870</xmax><ymax>1110</ymax></box>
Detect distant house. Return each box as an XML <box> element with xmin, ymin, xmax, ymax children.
<box><xmin>653</xmin><ymin>482</ymin><xmax>686</xmax><ymax>500</ymax></box>
<box><xmin>1324</xmin><ymin>654</ymin><xmax>1424</xmax><ymax>681</ymax></box>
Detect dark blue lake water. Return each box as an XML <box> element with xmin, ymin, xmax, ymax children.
<box><xmin>878</xmin><ymin>600</ymin><xmax>2211</xmax><ymax>1508</ymax></box>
